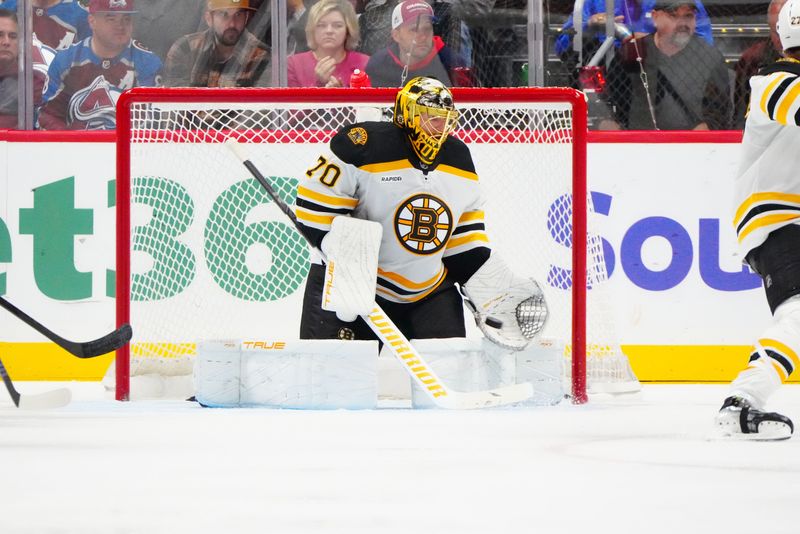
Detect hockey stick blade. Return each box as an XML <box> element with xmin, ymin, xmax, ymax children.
<box><xmin>227</xmin><ymin>139</ymin><xmax>534</xmax><ymax>409</ymax></box>
<box><xmin>0</xmin><ymin>296</ymin><xmax>132</xmax><ymax>358</ymax></box>
<box><xmin>0</xmin><ymin>356</ymin><xmax>71</xmax><ymax>409</ymax></box>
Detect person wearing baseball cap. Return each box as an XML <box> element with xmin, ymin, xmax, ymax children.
<box><xmin>38</xmin><ymin>0</ymin><xmax>163</xmax><ymax>130</ymax></box>
<box><xmin>86</xmin><ymin>0</ymin><xmax>139</xmax><ymax>57</ymax></box>
<box><xmin>600</xmin><ymin>0</ymin><xmax>730</xmax><ymax>130</ymax></box>
<box><xmin>364</xmin><ymin>0</ymin><xmax>466</xmax><ymax>88</ymax></box>
<box><xmin>554</xmin><ymin>0</ymin><xmax>713</xmax><ymax>65</ymax></box>
<box><xmin>164</xmin><ymin>0</ymin><xmax>270</xmax><ymax>87</ymax></box>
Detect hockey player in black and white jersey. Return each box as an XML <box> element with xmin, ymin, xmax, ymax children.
<box><xmin>295</xmin><ymin>76</ymin><xmax>546</xmax><ymax>349</ymax></box>
<box><xmin>714</xmin><ymin>0</ymin><xmax>800</xmax><ymax>440</ymax></box>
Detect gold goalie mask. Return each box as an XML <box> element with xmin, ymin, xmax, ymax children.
<box><xmin>393</xmin><ymin>76</ymin><xmax>459</xmax><ymax>165</ymax></box>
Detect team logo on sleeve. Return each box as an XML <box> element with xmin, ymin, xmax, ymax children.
<box><xmin>394</xmin><ymin>194</ymin><xmax>453</xmax><ymax>254</ymax></box>
<box><xmin>347</xmin><ymin>127</ymin><xmax>368</xmax><ymax>145</ymax></box>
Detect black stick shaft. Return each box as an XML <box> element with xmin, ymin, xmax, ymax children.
<box><xmin>0</xmin><ymin>296</ymin><xmax>132</xmax><ymax>358</ymax></box>
<box><xmin>0</xmin><ymin>356</ymin><xmax>21</xmax><ymax>407</ymax></box>
<box><xmin>242</xmin><ymin>160</ymin><xmax>318</xmax><ymax>247</ymax></box>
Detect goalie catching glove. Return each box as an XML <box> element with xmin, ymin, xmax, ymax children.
<box><xmin>461</xmin><ymin>254</ymin><xmax>548</xmax><ymax>350</ymax></box>
<box><xmin>320</xmin><ymin>216</ymin><xmax>383</xmax><ymax>322</ymax></box>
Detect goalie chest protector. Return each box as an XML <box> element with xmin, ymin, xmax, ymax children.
<box><xmin>296</xmin><ymin>121</ymin><xmax>491</xmax><ymax>304</ymax></box>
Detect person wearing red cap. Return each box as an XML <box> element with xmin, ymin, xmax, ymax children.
<box><xmin>38</xmin><ymin>0</ymin><xmax>163</xmax><ymax>130</ymax></box>
<box><xmin>164</xmin><ymin>0</ymin><xmax>270</xmax><ymax>87</ymax></box>
<box><xmin>364</xmin><ymin>0</ymin><xmax>465</xmax><ymax>87</ymax></box>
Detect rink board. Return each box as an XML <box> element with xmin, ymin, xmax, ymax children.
<box><xmin>0</xmin><ymin>132</ymin><xmax>778</xmax><ymax>381</ymax></box>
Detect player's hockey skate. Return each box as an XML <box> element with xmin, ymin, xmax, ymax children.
<box><xmin>714</xmin><ymin>396</ymin><xmax>794</xmax><ymax>441</ymax></box>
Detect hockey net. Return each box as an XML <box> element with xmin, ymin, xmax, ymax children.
<box><xmin>114</xmin><ymin>87</ymin><xmax>639</xmax><ymax>403</ymax></box>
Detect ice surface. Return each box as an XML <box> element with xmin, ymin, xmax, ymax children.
<box><xmin>0</xmin><ymin>383</ymin><xmax>798</xmax><ymax>534</ymax></box>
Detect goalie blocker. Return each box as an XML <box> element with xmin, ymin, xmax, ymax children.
<box><xmin>320</xmin><ymin>216</ymin><xmax>382</xmax><ymax>322</ymax></box>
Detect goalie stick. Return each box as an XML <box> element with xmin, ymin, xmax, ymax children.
<box><xmin>226</xmin><ymin>140</ymin><xmax>534</xmax><ymax>409</ymax></box>
<box><xmin>0</xmin><ymin>355</ymin><xmax>71</xmax><ymax>409</ymax></box>
<box><xmin>0</xmin><ymin>296</ymin><xmax>132</xmax><ymax>358</ymax></box>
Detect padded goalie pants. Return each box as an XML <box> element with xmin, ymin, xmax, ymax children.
<box><xmin>299</xmin><ymin>264</ymin><xmax>467</xmax><ymax>342</ymax></box>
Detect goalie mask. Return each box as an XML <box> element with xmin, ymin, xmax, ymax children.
<box><xmin>393</xmin><ymin>76</ymin><xmax>459</xmax><ymax>165</ymax></box>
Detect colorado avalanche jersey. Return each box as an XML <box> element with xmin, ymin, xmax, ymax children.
<box><xmin>3</xmin><ymin>0</ymin><xmax>89</xmax><ymax>52</ymax></box>
<box><xmin>295</xmin><ymin>122</ymin><xmax>490</xmax><ymax>304</ymax></box>
<box><xmin>734</xmin><ymin>59</ymin><xmax>800</xmax><ymax>258</ymax></box>
<box><xmin>39</xmin><ymin>37</ymin><xmax>162</xmax><ymax>130</ymax></box>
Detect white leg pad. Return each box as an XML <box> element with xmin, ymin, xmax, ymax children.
<box><xmin>402</xmin><ymin>337</ymin><xmax>564</xmax><ymax>409</ymax></box>
<box><xmin>195</xmin><ymin>339</ymin><xmax>379</xmax><ymax>409</ymax></box>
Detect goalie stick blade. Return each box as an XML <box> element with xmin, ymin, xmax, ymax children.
<box><xmin>435</xmin><ymin>381</ymin><xmax>534</xmax><ymax>410</ymax></box>
<box><xmin>17</xmin><ymin>388</ymin><xmax>72</xmax><ymax>410</ymax></box>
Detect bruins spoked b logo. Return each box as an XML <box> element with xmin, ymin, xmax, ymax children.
<box><xmin>394</xmin><ymin>194</ymin><xmax>453</xmax><ymax>254</ymax></box>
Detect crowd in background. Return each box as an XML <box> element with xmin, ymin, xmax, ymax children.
<box><xmin>0</xmin><ymin>0</ymin><xmax>786</xmax><ymax>130</ymax></box>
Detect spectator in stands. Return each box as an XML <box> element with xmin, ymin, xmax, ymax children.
<box><xmin>287</xmin><ymin>0</ymin><xmax>368</xmax><ymax>87</ymax></box>
<box><xmin>733</xmin><ymin>0</ymin><xmax>786</xmax><ymax>128</ymax></box>
<box><xmin>0</xmin><ymin>9</ymin><xmax>47</xmax><ymax>128</ymax></box>
<box><xmin>555</xmin><ymin>0</ymin><xmax>713</xmax><ymax>64</ymax></box>
<box><xmin>164</xmin><ymin>0</ymin><xmax>270</xmax><ymax>87</ymax></box>
<box><xmin>1</xmin><ymin>0</ymin><xmax>90</xmax><ymax>63</ymax></box>
<box><xmin>365</xmin><ymin>0</ymin><xmax>464</xmax><ymax>87</ymax></box>
<box><xmin>132</xmin><ymin>0</ymin><xmax>207</xmax><ymax>60</ymax></box>
<box><xmin>38</xmin><ymin>0</ymin><xmax>162</xmax><ymax>130</ymax></box>
<box><xmin>601</xmin><ymin>0</ymin><xmax>731</xmax><ymax>130</ymax></box>
<box><xmin>358</xmin><ymin>1</ymin><xmax>482</xmax><ymax>67</ymax></box>
<box><xmin>0</xmin><ymin>8</ymin><xmax>20</xmax><ymax>128</ymax></box>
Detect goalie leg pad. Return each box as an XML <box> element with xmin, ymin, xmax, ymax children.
<box><xmin>462</xmin><ymin>253</ymin><xmax>548</xmax><ymax>350</ymax></box>
<box><xmin>320</xmin><ymin>216</ymin><xmax>383</xmax><ymax>322</ymax></box>
<box><xmin>195</xmin><ymin>339</ymin><xmax>379</xmax><ymax>409</ymax></box>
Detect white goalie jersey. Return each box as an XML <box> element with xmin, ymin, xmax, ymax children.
<box><xmin>734</xmin><ymin>59</ymin><xmax>800</xmax><ymax>258</ymax></box>
<box><xmin>295</xmin><ymin>121</ymin><xmax>491</xmax><ymax>303</ymax></box>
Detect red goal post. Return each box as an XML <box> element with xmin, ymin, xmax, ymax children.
<box><xmin>114</xmin><ymin>86</ymin><xmax>616</xmax><ymax>404</ymax></box>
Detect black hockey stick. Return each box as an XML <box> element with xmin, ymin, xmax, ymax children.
<box><xmin>0</xmin><ymin>354</ymin><xmax>71</xmax><ymax>409</ymax></box>
<box><xmin>0</xmin><ymin>296</ymin><xmax>132</xmax><ymax>358</ymax></box>
<box><xmin>226</xmin><ymin>140</ymin><xmax>534</xmax><ymax>409</ymax></box>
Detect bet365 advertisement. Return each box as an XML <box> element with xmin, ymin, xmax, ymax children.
<box><xmin>0</xmin><ymin>135</ymin><xmax>776</xmax><ymax>381</ymax></box>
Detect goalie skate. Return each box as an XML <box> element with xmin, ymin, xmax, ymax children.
<box><xmin>714</xmin><ymin>396</ymin><xmax>794</xmax><ymax>441</ymax></box>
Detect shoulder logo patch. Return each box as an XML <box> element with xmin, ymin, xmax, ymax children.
<box><xmin>347</xmin><ymin>127</ymin><xmax>368</xmax><ymax>145</ymax></box>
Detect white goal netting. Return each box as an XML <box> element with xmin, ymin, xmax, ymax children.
<box><xmin>115</xmin><ymin>87</ymin><xmax>639</xmax><ymax>402</ymax></box>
